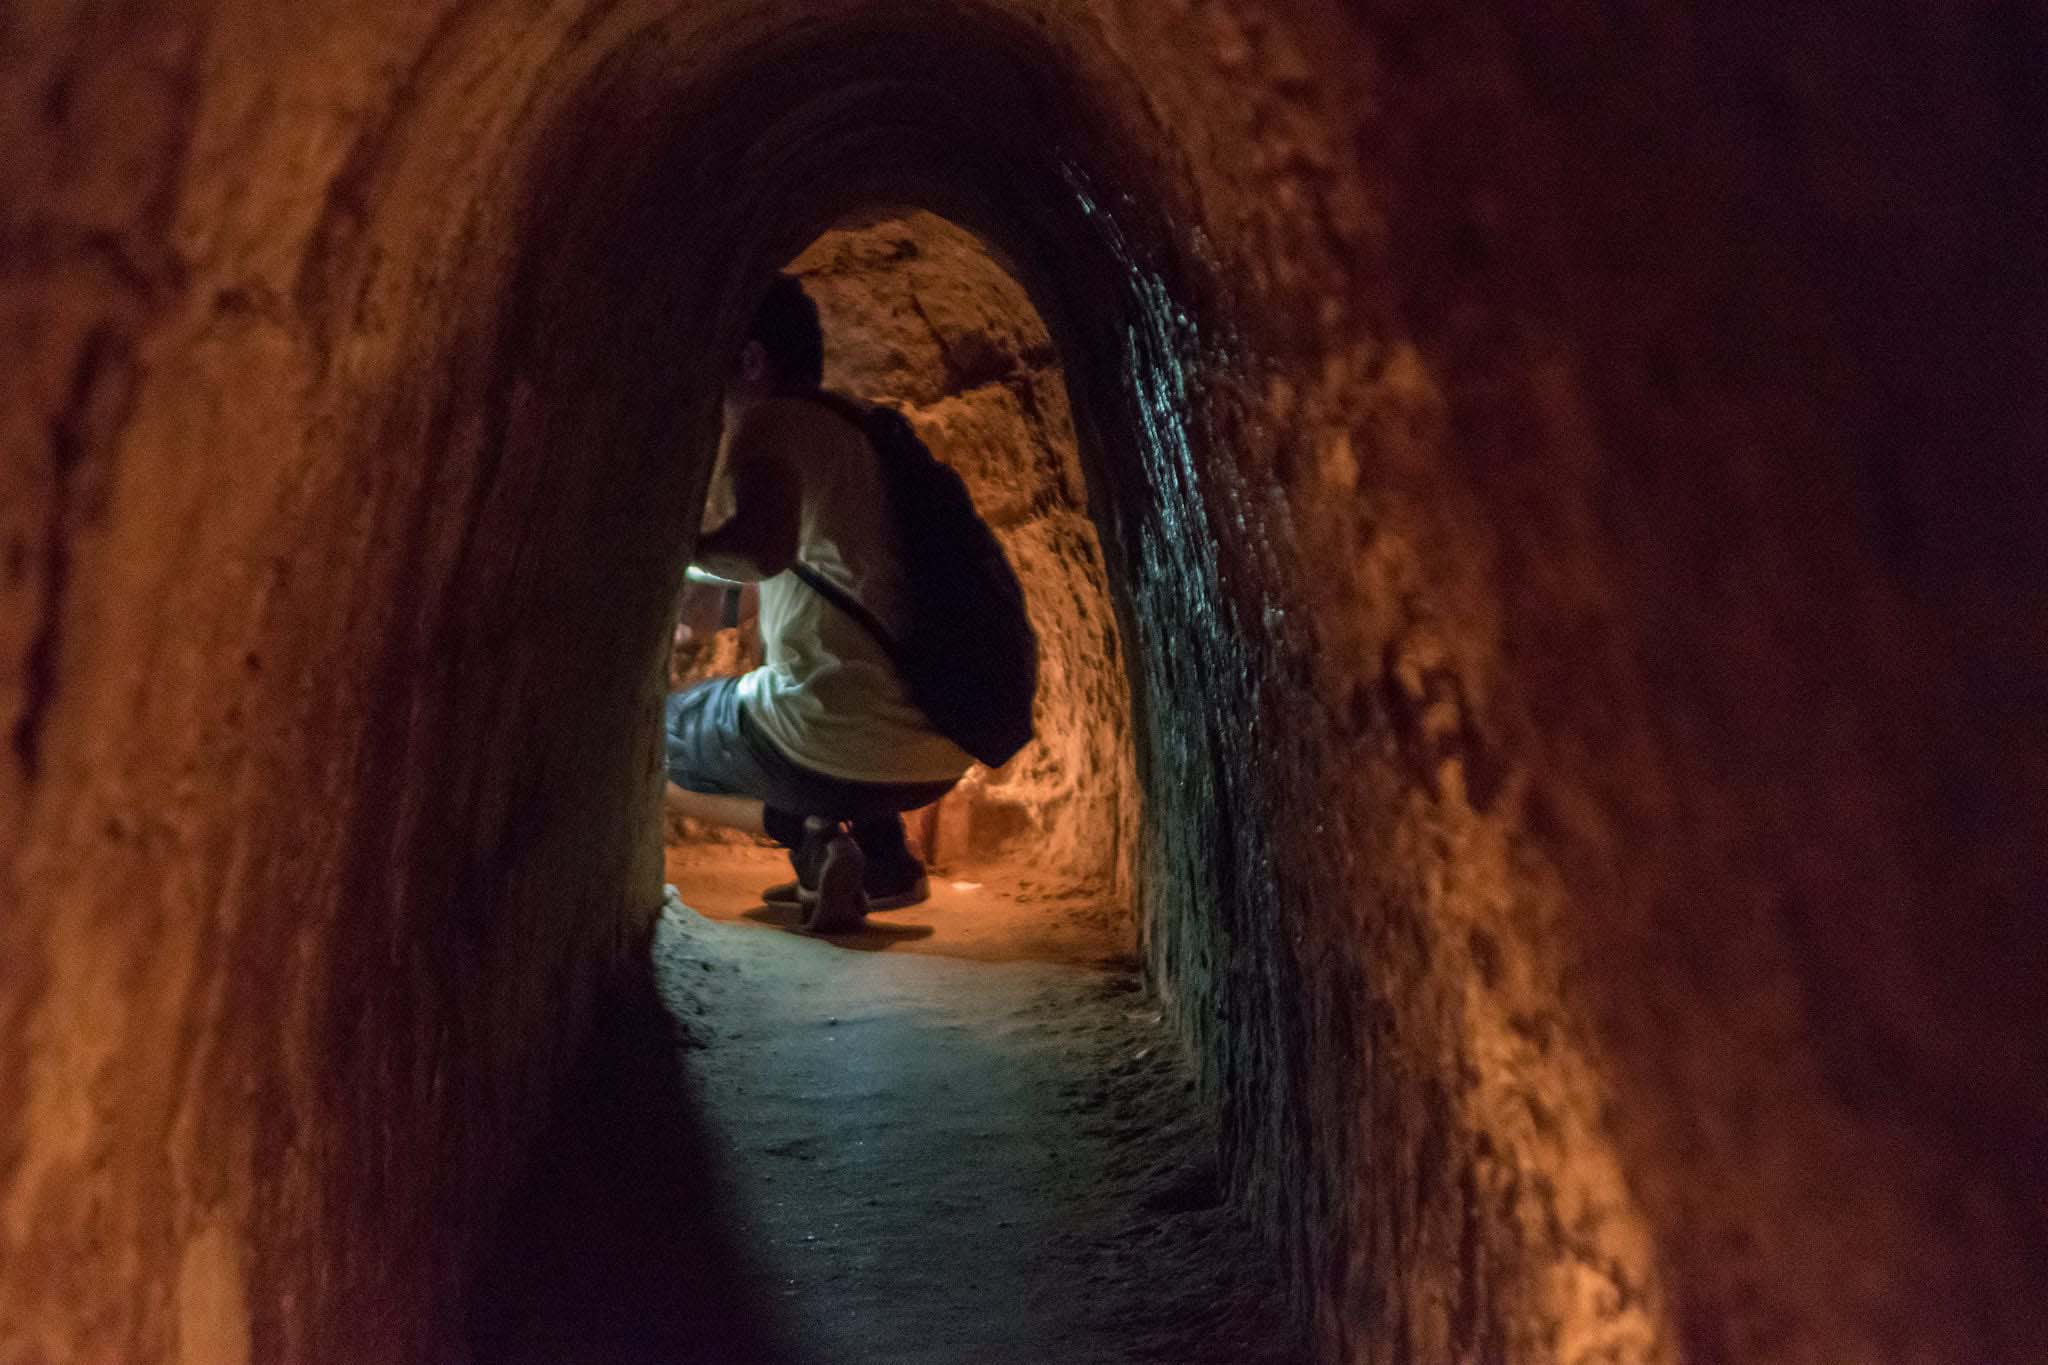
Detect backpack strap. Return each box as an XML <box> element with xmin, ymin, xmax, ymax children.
<box><xmin>790</xmin><ymin>560</ymin><xmax>905</xmax><ymax>666</ymax></box>
<box><xmin>783</xmin><ymin>390</ymin><xmax>914</xmax><ymax>667</ymax></box>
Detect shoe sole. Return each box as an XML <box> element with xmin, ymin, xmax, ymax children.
<box><xmin>774</xmin><ymin>876</ymin><xmax>929</xmax><ymax>911</ymax></box>
<box><xmin>802</xmin><ymin>838</ymin><xmax>868</xmax><ymax>933</ymax></box>
<box><xmin>864</xmin><ymin>877</ymin><xmax>930</xmax><ymax>911</ymax></box>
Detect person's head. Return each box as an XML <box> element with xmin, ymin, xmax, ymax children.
<box><xmin>729</xmin><ymin>273</ymin><xmax>824</xmax><ymax>410</ymax></box>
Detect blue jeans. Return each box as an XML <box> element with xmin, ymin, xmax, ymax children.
<box><xmin>664</xmin><ymin>677</ymin><xmax>956</xmax><ymax>870</ymax></box>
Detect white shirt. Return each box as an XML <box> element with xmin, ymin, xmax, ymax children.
<box><xmin>731</xmin><ymin>397</ymin><xmax>975</xmax><ymax>783</ymax></box>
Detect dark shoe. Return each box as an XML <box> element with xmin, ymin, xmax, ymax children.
<box><xmin>764</xmin><ymin>859</ymin><xmax>928</xmax><ymax>910</ymax></box>
<box><xmin>802</xmin><ymin>833</ymin><xmax>868</xmax><ymax>933</ymax></box>
<box><xmin>789</xmin><ymin>816</ymin><xmax>835</xmax><ymax>895</ymax></box>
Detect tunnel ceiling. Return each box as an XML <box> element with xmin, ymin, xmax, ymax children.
<box><xmin>6</xmin><ymin>2</ymin><xmax>2047</xmax><ymax>1363</ymax></box>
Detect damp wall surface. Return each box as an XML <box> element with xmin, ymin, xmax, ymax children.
<box><xmin>4</xmin><ymin>3</ymin><xmax>2046</xmax><ymax>1363</ymax></box>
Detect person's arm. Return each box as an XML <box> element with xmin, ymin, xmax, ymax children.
<box><xmin>693</xmin><ymin>404</ymin><xmax>803</xmax><ymax>582</ymax></box>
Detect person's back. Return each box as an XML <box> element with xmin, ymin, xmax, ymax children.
<box><xmin>733</xmin><ymin>396</ymin><xmax>973</xmax><ymax>786</ymax></box>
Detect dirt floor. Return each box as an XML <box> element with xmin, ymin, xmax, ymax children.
<box><xmin>660</xmin><ymin>842</ymin><xmax>1139</xmax><ymax>965</ymax></box>
<box><xmin>474</xmin><ymin>844</ymin><xmax>1304</xmax><ymax>1364</ymax></box>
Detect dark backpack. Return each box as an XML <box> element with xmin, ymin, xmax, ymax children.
<box><xmin>791</xmin><ymin>392</ymin><xmax>1039</xmax><ymax>769</ymax></box>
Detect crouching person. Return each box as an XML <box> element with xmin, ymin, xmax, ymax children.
<box><xmin>664</xmin><ymin>273</ymin><xmax>1003</xmax><ymax>930</ymax></box>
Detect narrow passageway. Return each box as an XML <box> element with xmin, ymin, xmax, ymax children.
<box><xmin>472</xmin><ymin>207</ymin><xmax>1301</xmax><ymax>1358</ymax></box>
<box><xmin>9</xmin><ymin>7</ymin><xmax>2047</xmax><ymax>1362</ymax></box>
<box><xmin>477</xmin><ymin>859</ymin><xmax>1300</xmax><ymax>1364</ymax></box>
<box><xmin>464</xmin><ymin>195</ymin><xmax>1301</xmax><ymax>1360</ymax></box>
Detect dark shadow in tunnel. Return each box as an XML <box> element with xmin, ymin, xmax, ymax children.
<box><xmin>740</xmin><ymin>903</ymin><xmax>939</xmax><ymax>949</ymax></box>
<box><xmin>469</xmin><ymin>964</ymin><xmax>805</xmax><ymax>1365</ymax></box>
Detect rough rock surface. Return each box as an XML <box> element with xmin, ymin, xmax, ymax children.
<box><xmin>3</xmin><ymin>3</ymin><xmax>2045</xmax><ymax>1363</ymax></box>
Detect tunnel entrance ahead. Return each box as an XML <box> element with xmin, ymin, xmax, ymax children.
<box><xmin>663</xmin><ymin>210</ymin><xmax>1140</xmax><ymax>961</ymax></box>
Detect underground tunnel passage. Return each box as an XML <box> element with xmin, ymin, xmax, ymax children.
<box><xmin>4</xmin><ymin>3</ymin><xmax>2047</xmax><ymax>1364</ymax></box>
<box><xmin>660</xmin><ymin>209</ymin><xmax>1144</xmax><ymax>957</ymax></box>
<box><xmin>477</xmin><ymin>212</ymin><xmax>1279</xmax><ymax>1361</ymax></box>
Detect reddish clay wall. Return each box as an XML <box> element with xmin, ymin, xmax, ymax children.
<box><xmin>3</xmin><ymin>3</ymin><xmax>2043</xmax><ymax>1362</ymax></box>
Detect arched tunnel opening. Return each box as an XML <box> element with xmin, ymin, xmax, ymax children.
<box><xmin>5</xmin><ymin>4</ymin><xmax>2047</xmax><ymax>1364</ymax></box>
<box><xmin>662</xmin><ymin>209</ymin><xmax>1144</xmax><ymax>958</ymax></box>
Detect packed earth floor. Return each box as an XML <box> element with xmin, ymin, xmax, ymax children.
<box><xmin>472</xmin><ymin>844</ymin><xmax>1304</xmax><ymax>1364</ymax></box>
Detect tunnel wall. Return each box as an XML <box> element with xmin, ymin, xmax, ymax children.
<box><xmin>0</xmin><ymin>7</ymin><xmax>715</xmax><ymax>1360</ymax></box>
<box><xmin>5</xmin><ymin>3</ymin><xmax>2046</xmax><ymax>1363</ymax></box>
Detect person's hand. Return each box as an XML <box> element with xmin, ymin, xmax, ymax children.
<box><xmin>675</xmin><ymin>580</ymin><xmax>728</xmax><ymax>641</ymax></box>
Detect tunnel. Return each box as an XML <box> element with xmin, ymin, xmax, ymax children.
<box><xmin>3</xmin><ymin>3</ymin><xmax>2046</xmax><ymax>1362</ymax></box>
